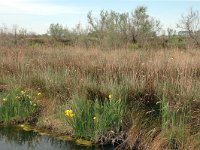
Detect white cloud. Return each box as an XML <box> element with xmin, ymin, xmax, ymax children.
<box><xmin>0</xmin><ymin>0</ymin><xmax>86</xmax><ymax>15</ymax></box>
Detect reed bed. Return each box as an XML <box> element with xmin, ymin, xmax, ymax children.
<box><xmin>0</xmin><ymin>45</ymin><xmax>199</xmax><ymax>149</ymax></box>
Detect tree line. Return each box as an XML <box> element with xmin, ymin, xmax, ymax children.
<box><xmin>1</xmin><ymin>6</ymin><xmax>200</xmax><ymax>49</ymax></box>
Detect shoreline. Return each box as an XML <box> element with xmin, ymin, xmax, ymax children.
<box><xmin>0</xmin><ymin>123</ymin><xmax>94</xmax><ymax>147</ymax></box>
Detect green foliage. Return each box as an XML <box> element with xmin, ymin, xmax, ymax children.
<box><xmin>94</xmin><ymin>98</ymin><xmax>124</xmax><ymax>135</ymax></box>
<box><xmin>65</xmin><ymin>95</ymin><xmax>124</xmax><ymax>140</ymax></box>
<box><xmin>87</xmin><ymin>6</ymin><xmax>161</xmax><ymax>48</ymax></box>
<box><xmin>87</xmin><ymin>10</ymin><xmax>130</xmax><ymax>48</ymax></box>
<box><xmin>47</xmin><ymin>23</ymin><xmax>72</xmax><ymax>42</ymax></box>
<box><xmin>29</xmin><ymin>42</ymin><xmax>41</xmax><ymax>49</ymax></box>
<box><xmin>161</xmin><ymin>93</ymin><xmax>191</xmax><ymax>146</ymax></box>
<box><xmin>68</xmin><ymin>98</ymin><xmax>95</xmax><ymax>138</ymax></box>
<box><xmin>131</xmin><ymin>43</ymin><xmax>140</xmax><ymax>50</ymax></box>
<box><xmin>0</xmin><ymin>89</ymin><xmax>38</xmax><ymax>123</ymax></box>
<box><xmin>47</xmin><ymin>23</ymin><xmax>64</xmax><ymax>40</ymax></box>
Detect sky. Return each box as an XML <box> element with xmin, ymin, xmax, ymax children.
<box><xmin>0</xmin><ymin>0</ymin><xmax>200</xmax><ymax>34</ymax></box>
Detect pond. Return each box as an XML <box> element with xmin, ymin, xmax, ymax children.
<box><xmin>0</xmin><ymin>126</ymin><xmax>114</xmax><ymax>150</ymax></box>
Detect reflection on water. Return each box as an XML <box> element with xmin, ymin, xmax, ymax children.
<box><xmin>0</xmin><ymin>126</ymin><xmax>113</xmax><ymax>150</ymax></box>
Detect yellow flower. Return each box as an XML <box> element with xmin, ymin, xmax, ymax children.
<box><xmin>15</xmin><ymin>96</ymin><xmax>20</xmax><ymax>99</ymax></box>
<box><xmin>108</xmin><ymin>94</ymin><xmax>112</xmax><ymax>100</ymax></box>
<box><xmin>3</xmin><ymin>98</ymin><xmax>7</xmax><ymax>102</ymax></box>
<box><xmin>69</xmin><ymin>113</ymin><xmax>75</xmax><ymax>117</ymax></box>
<box><xmin>93</xmin><ymin>116</ymin><xmax>97</xmax><ymax>123</ymax></box>
<box><xmin>33</xmin><ymin>103</ymin><xmax>37</xmax><ymax>107</ymax></box>
<box><xmin>65</xmin><ymin>109</ymin><xmax>75</xmax><ymax>118</ymax></box>
<box><xmin>21</xmin><ymin>91</ymin><xmax>25</xmax><ymax>95</ymax></box>
<box><xmin>37</xmin><ymin>92</ymin><xmax>42</xmax><ymax>96</ymax></box>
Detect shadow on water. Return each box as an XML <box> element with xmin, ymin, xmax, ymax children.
<box><xmin>0</xmin><ymin>126</ymin><xmax>114</xmax><ymax>150</ymax></box>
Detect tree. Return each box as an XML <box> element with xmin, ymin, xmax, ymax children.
<box><xmin>47</xmin><ymin>23</ymin><xmax>64</xmax><ymax>40</ymax></box>
<box><xmin>131</xmin><ymin>6</ymin><xmax>161</xmax><ymax>45</ymax></box>
<box><xmin>87</xmin><ymin>6</ymin><xmax>161</xmax><ymax>48</ymax></box>
<box><xmin>177</xmin><ymin>8</ymin><xmax>200</xmax><ymax>47</ymax></box>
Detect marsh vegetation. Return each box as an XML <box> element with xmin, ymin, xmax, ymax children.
<box><xmin>0</xmin><ymin>6</ymin><xmax>200</xmax><ymax>150</ymax></box>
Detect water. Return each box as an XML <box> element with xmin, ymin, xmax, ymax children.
<box><xmin>0</xmin><ymin>126</ymin><xmax>114</xmax><ymax>150</ymax></box>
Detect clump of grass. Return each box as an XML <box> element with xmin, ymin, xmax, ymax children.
<box><xmin>64</xmin><ymin>94</ymin><xmax>124</xmax><ymax>143</ymax></box>
<box><xmin>65</xmin><ymin>97</ymin><xmax>94</xmax><ymax>139</ymax></box>
<box><xmin>0</xmin><ymin>88</ymin><xmax>38</xmax><ymax>124</ymax></box>
<box><xmin>160</xmin><ymin>93</ymin><xmax>191</xmax><ymax>148</ymax></box>
<box><xmin>94</xmin><ymin>95</ymin><xmax>124</xmax><ymax>135</ymax></box>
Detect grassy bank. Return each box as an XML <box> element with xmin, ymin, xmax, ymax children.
<box><xmin>0</xmin><ymin>45</ymin><xmax>200</xmax><ymax>149</ymax></box>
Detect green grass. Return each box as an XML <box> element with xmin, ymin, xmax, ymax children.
<box><xmin>93</xmin><ymin>97</ymin><xmax>124</xmax><ymax>136</ymax></box>
<box><xmin>0</xmin><ymin>88</ymin><xmax>38</xmax><ymax>124</ymax></box>
<box><xmin>64</xmin><ymin>95</ymin><xmax>124</xmax><ymax>141</ymax></box>
<box><xmin>161</xmin><ymin>92</ymin><xmax>191</xmax><ymax>147</ymax></box>
<box><xmin>69</xmin><ymin>97</ymin><xmax>95</xmax><ymax>139</ymax></box>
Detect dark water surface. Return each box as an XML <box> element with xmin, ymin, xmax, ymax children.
<box><xmin>0</xmin><ymin>126</ymin><xmax>114</xmax><ymax>150</ymax></box>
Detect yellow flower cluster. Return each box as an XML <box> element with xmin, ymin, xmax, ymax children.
<box><xmin>65</xmin><ymin>109</ymin><xmax>75</xmax><ymax>118</ymax></box>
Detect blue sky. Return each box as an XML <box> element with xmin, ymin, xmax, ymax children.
<box><xmin>0</xmin><ymin>0</ymin><xmax>200</xmax><ymax>34</ymax></box>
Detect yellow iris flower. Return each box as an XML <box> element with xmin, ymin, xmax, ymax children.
<box><xmin>65</xmin><ymin>109</ymin><xmax>75</xmax><ymax>118</ymax></box>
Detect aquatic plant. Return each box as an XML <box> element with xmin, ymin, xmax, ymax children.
<box><xmin>0</xmin><ymin>89</ymin><xmax>38</xmax><ymax>124</ymax></box>
<box><xmin>64</xmin><ymin>95</ymin><xmax>124</xmax><ymax>141</ymax></box>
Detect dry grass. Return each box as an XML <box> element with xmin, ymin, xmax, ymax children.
<box><xmin>0</xmin><ymin>45</ymin><xmax>200</xmax><ymax>149</ymax></box>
